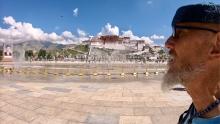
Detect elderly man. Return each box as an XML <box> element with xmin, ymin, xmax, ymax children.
<box><xmin>162</xmin><ymin>3</ymin><xmax>220</xmax><ymax>124</ymax></box>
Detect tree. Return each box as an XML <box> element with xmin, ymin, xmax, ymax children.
<box><xmin>149</xmin><ymin>47</ymin><xmax>155</xmax><ymax>55</ymax></box>
<box><xmin>46</xmin><ymin>52</ymin><xmax>53</xmax><ymax>60</ymax></box>
<box><xmin>158</xmin><ymin>49</ymin><xmax>166</xmax><ymax>59</ymax></box>
<box><xmin>75</xmin><ymin>44</ymin><xmax>89</xmax><ymax>52</ymax></box>
<box><xmin>158</xmin><ymin>49</ymin><xmax>165</xmax><ymax>55</ymax></box>
<box><xmin>25</xmin><ymin>50</ymin><xmax>34</xmax><ymax>61</ymax></box>
<box><xmin>38</xmin><ymin>49</ymin><xmax>47</xmax><ymax>60</ymax></box>
<box><xmin>0</xmin><ymin>50</ymin><xmax>3</xmax><ymax>61</ymax></box>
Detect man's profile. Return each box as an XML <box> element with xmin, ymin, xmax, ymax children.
<box><xmin>162</xmin><ymin>3</ymin><xmax>220</xmax><ymax>124</ymax></box>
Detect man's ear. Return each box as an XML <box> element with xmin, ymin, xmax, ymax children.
<box><xmin>209</xmin><ymin>32</ymin><xmax>220</xmax><ymax>59</ymax></box>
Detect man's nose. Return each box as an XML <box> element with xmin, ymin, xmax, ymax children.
<box><xmin>165</xmin><ymin>36</ymin><xmax>175</xmax><ymax>50</ymax></box>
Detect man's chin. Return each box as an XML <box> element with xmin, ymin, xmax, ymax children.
<box><xmin>161</xmin><ymin>71</ymin><xmax>183</xmax><ymax>92</ymax></box>
<box><xmin>161</xmin><ymin>61</ymin><xmax>204</xmax><ymax>92</ymax></box>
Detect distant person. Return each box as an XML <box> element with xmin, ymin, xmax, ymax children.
<box><xmin>162</xmin><ymin>3</ymin><xmax>220</xmax><ymax>124</ymax></box>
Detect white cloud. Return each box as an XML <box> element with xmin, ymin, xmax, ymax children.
<box><xmin>0</xmin><ymin>16</ymin><xmax>47</xmax><ymax>43</ymax></box>
<box><xmin>0</xmin><ymin>16</ymin><xmax>88</xmax><ymax>44</ymax></box>
<box><xmin>122</xmin><ymin>30</ymin><xmax>154</xmax><ymax>45</ymax></box>
<box><xmin>140</xmin><ymin>36</ymin><xmax>155</xmax><ymax>45</ymax></box>
<box><xmin>4</xmin><ymin>16</ymin><xmax>16</xmax><ymax>25</ymax></box>
<box><xmin>73</xmin><ymin>8</ymin><xmax>78</xmax><ymax>17</ymax></box>
<box><xmin>98</xmin><ymin>23</ymin><xmax>119</xmax><ymax>36</ymax></box>
<box><xmin>77</xmin><ymin>28</ymin><xmax>87</xmax><ymax>37</ymax></box>
<box><xmin>97</xmin><ymin>24</ymin><xmax>157</xmax><ymax>45</ymax></box>
<box><xmin>62</xmin><ymin>31</ymin><xmax>75</xmax><ymax>39</ymax></box>
<box><xmin>150</xmin><ymin>34</ymin><xmax>165</xmax><ymax>40</ymax></box>
<box><xmin>0</xmin><ymin>16</ymin><xmax>164</xmax><ymax>46</ymax></box>
<box><xmin>121</xmin><ymin>30</ymin><xmax>138</xmax><ymax>39</ymax></box>
<box><xmin>61</xmin><ymin>30</ymin><xmax>88</xmax><ymax>44</ymax></box>
<box><xmin>47</xmin><ymin>32</ymin><xmax>62</xmax><ymax>41</ymax></box>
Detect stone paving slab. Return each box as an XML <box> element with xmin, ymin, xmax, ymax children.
<box><xmin>42</xmin><ymin>87</ymin><xmax>72</xmax><ymax>93</ymax></box>
<box><xmin>119</xmin><ymin>116</ymin><xmax>152</xmax><ymax>124</ymax></box>
<box><xmin>30</xmin><ymin>115</ymin><xmax>68</xmax><ymax>124</ymax></box>
<box><xmin>0</xmin><ymin>78</ymin><xmax>191</xmax><ymax>124</ymax></box>
<box><xmin>56</xmin><ymin>110</ymin><xmax>88</xmax><ymax>123</ymax></box>
<box><xmin>86</xmin><ymin>114</ymin><xmax>119</xmax><ymax>124</ymax></box>
<box><xmin>34</xmin><ymin>106</ymin><xmax>63</xmax><ymax>116</ymax></box>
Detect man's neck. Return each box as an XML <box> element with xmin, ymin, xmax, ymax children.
<box><xmin>186</xmin><ymin>86</ymin><xmax>220</xmax><ymax>118</ymax></box>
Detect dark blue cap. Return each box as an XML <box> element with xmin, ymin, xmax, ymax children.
<box><xmin>172</xmin><ymin>3</ymin><xmax>220</xmax><ymax>27</ymax></box>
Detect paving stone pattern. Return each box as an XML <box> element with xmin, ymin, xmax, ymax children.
<box><xmin>0</xmin><ymin>79</ymin><xmax>191</xmax><ymax>124</ymax></box>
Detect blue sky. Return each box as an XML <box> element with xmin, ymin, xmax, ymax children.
<box><xmin>0</xmin><ymin>0</ymin><xmax>220</xmax><ymax>45</ymax></box>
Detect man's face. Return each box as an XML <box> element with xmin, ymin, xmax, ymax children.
<box><xmin>162</xmin><ymin>23</ymin><xmax>216</xmax><ymax>90</ymax></box>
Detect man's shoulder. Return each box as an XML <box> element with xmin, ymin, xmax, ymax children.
<box><xmin>192</xmin><ymin>116</ymin><xmax>220</xmax><ymax>124</ymax></box>
<box><xmin>179</xmin><ymin>103</ymin><xmax>220</xmax><ymax>124</ymax></box>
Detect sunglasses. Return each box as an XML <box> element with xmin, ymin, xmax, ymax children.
<box><xmin>172</xmin><ymin>25</ymin><xmax>219</xmax><ymax>38</ymax></box>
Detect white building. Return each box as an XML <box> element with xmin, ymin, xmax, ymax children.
<box><xmin>152</xmin><ymin>45</ymin><xmax>163</xmax><ymax>53</ymax></box>
<box><xmin>88</xmin><ymin>35</ymin><xmax>145</xmax><ymax>51</ymax></box>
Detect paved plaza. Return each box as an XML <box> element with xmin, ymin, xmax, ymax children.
<box><xmin>0</xmin><ymin>74</ymin><xmax>191</xmax><ymax>124</ymax></box>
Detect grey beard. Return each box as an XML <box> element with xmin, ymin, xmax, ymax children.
<box><xmin>162</xmin><ymin>63</ymin><xmax>205</xmax><ymax>92</ymax></box>
<box><xmin>162</xmin><ymin>71</ymin><xmax>183</xmax><ymax>91</ymax></box>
